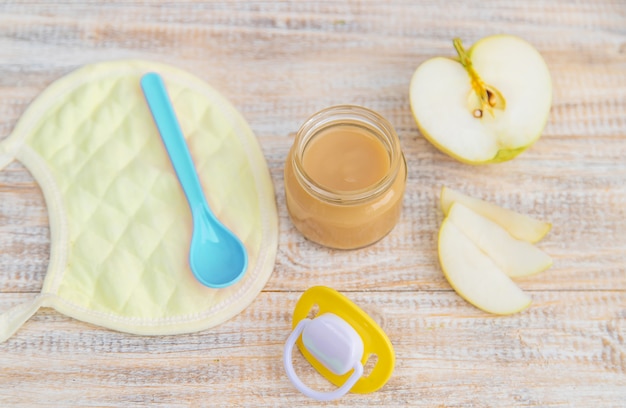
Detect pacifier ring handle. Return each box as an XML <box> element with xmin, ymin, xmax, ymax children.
<box><xmin>283</xmin><ymin>319</ymin><xmax>364</xmax><ymax>402</ymax></box>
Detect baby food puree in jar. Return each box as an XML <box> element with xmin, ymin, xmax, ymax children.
<box><xmin>284</xmin><ymin>105</ymin><xmax>406</xmax><ymax>249</ymax></box>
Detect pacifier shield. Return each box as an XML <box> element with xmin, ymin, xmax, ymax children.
<box><xmin>284</xmin><ymin>286</ymin><xmax>395</xmax><ymax>399</ymax></box>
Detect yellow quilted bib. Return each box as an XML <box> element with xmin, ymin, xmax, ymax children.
<box><xmin>0</xmin><ymin>60</ymin><xmax>278</xmax><ymax>342</ymax></box>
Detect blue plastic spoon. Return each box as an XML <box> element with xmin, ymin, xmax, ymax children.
<box><xmin>140</xmin><ymin>72</ymin><xmax>248</xmax><ymax>288</ymax></box>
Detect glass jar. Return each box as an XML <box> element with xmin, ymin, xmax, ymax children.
<box><xmin>284</xmin><ymin>105</ymin><xmax>407</xmax><ymax>249</ymax></box>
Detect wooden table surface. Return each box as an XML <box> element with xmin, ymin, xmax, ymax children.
<box><xmin>1</xmin><ymin>1</ymin><xmax>625</xmax><ymax>406</ymax></box>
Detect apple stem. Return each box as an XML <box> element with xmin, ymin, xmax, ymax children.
<box><xmin>453</xmin><ymin>38</ymin><xmax>501</xmax><ymax>118</ymax></box>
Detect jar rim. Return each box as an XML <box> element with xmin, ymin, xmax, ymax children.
<box><xmin>292</xmin><ymin>105</ymin><xmax>402</xmax><ymax>204</ymax></box>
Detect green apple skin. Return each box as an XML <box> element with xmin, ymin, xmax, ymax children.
<box><xmin>410</xmin><ymin>35</ymin><xmax>552</xmax><ymax>164</ymax></box>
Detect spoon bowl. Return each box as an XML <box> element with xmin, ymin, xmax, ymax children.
<box><xmin>189</xmin><ymin>204</ymin><xmax>248</xmax><ymax>288</ymax></box>
<box><xmin>141</xmin><ymin>72</ymin><xmax>248</xmax><ymax>288</ymax></box>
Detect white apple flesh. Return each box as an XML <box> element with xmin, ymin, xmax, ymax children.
<box><xmin>438</xmin><ymin>218</ymin><xmax>532</xmax><ymax>315</ymax></box>
<box><xmin>410</xmin><ymin>35</ymin><xmax>552</xmax><ymax>164</ymax></box>
<box><xmin>447</xmin><ymin>203</ymin><xmax>552</xmax><ymax>278</ymax></box>
<box><xmin>440</xmin><ymin>186</ymin><xmax>552</xmax><ymax>243</ymax></box>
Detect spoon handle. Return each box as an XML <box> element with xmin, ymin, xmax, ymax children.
<box><xmin>140</xmin><ymin>72</ymin><xmax>207</xmax><ymax>210</ymax></box>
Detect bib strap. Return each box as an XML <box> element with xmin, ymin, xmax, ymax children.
<box><xmin>0</xmin><ymin>153</ymin><xmax>13</xmax><ymax>172</ymax></box>
<box><xmin>0</xmin><ymin>154</ymin><xmax>11</xmax><ymax>171</ymax></box>
<box><xmin>0</xmin><ymin>295</ymin><xmax>49</xmax><ymax>343</ymax></box>
<box><xmin>0</xmin><ymin>141</ymin><xmax>28</xmax><ymax>343</ymax></box>
<box><xmin>0</xmin><ymin>138</ymin><xmax>17</xmax><ymax>171</ymax></box>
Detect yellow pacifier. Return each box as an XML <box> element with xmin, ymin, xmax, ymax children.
<box><xmin>283</xmin><ymin>286</ymin><xmax>395</xmax><ymax>401</ymax></box>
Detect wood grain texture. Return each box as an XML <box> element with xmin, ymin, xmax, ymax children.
<box><xmin>1</xmin><ymin>291</ymin><xmax>624</xmax><ymax>407</ymax></box>
<box><xmin>1</xmin><ymin>1</ymin><xmax>625</xmax><ymax>406</ymax></box>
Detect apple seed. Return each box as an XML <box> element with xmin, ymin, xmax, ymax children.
<box><xmin>487</xmin><ymin>89</ymin><xmax>496</xmax><ymax>107</ymax></box>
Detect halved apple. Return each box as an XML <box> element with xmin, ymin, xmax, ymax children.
<box><xmin>440</xmin><ymin>186</ymin><xmax>551</xmax><ymax>243</ymax></box>
<box><xmin>447</xmin><ymin>203</ymin><xmax>552</xmax><ymax>278</ymax></box>
<box><xmin>410</xmin><ymin>35</ymin><xmax>552</xmax><ymax>164</ymax></box>
<box><xmin>438</xmin><ymin>217</ymin><xmax>532</xmax><ymax>315</ymax></box>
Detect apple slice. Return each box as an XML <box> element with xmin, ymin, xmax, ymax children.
<box><xmin>448</xmin><ymin>203</ymin><xmax>552</xmax><ymax>278</ymax></box>
<box><xmin>410</xmin><ymin>35</ymin><xmax>552</xmax><ymax>164</ymax></box>
<box><xmin>441</xmin><ymin>186</ymin><xmax>551</xmax><ymax>243</ymax></box>
<box><xmin>438</xmin><ymin>218</ymin><xmax>532</xmax><ymax>315</ymax></box>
